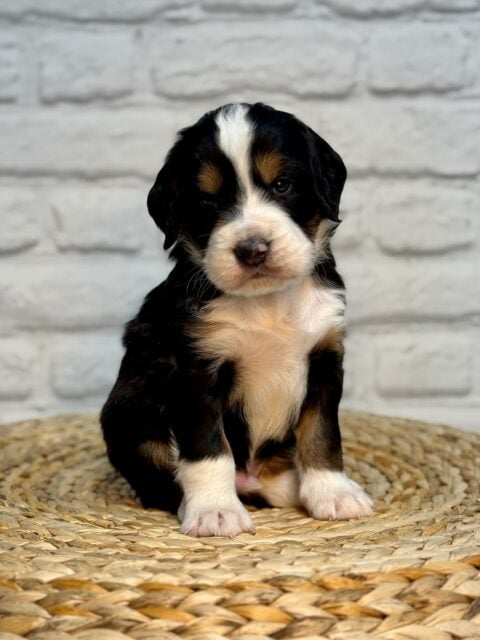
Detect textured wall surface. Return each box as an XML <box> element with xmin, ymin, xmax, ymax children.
<box><xmin>1</xmin><ymin>0</ymin><xmax>479</xmax><ymax>431</ymax></box>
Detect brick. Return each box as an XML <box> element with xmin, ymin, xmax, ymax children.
<box><xmin>50</xmin><ymin>188</ymin><xmax>149</xmax><ymax>252</ymax></box>
<box><xmin>50</xmin><ymin>336</ymin><xmax>123</xmax><ymax>399</ymax></box>
<box><xmin>0</xmin><ymin>1</ymin><xmax>191</xmax><ymax>21</ymax></box>
<box><xmin>342</xmin><ymin>333</ymin><xmax>362</xmax><ymax>400</ymax></box>
<box><xmin>202</xmin><ymin>0</ymin><xmax>295</xmax><ymax>10</ymax></box>
<box><xmin>0</xmin><ymin>36</ymin><xmax>20</xmax><ymax>102</ymax></box>
<box><xmin>304</xmin><ymin>103</ymin><xmax>480</xmax><ymax>177</ymax></box>
<box><xmin>368</xmin><ymin>25</ymin><xmax>468</xmax><ymax>93</ymax></box>
<box><xmin>0</xmin><ymin>108</ymin><xmax>188</xmax><ymax>178</ymax></box>
<box><xmin>343</xmin><ymin>260</ymin><xmax>480</xmax><ymax>323</ymax></box>
<box><xmin>152</xmin><ymin>23</ymin><xmax>359</xmax><ymax>98</ymax></box>
<box><xmin>0</xmin><ymin>340</ymin><xmax>36</xmax><ymax>400</ymax></box>
<box><xmin>341</xmin><ymin>366</ymin><xmax>354</xmax><ymax>399</ymax></box>
<box><xmin>342</xmin><ymin>333</ymin><xmax>375</xmax><ymax>402</ymax></box>
<box><xmin>465</xmin><ymin>24</ymin><xmax>480</xmax><ymax>97</ymax></box>
<box><xmin>4</xmin><ymin>102</ymin><xmax>479</xmax><ymax>179</ymax></box>
<box><xmin>0</xmin><ymin>260</ymin><xmax>171</xmax><ymax>330</ymax></box>
<box><xmin>38</xmin><ymin>32</ymin><xmax>137</xmax><ymax>103</ymax></box>
<box><xmin>428</xmin><ymin>0</ymin><xmax>480</xmax><ymax>10</ymax></box>
<box><xmin>332</xmin><ymin>180</ymin><xmax>372</xmax><ymax>251</ymax></box>
<box><xmin>319</xmin><ymin>0</ymin><xmax>423</xmax><ymax>16</ymax></box>
<box><xmin>371</xmin><ymin>181</ymin><xmax>478</xmax><ymax>254</ymax></box>
<box><xmin>375</xmin><ymin>334</ymin><xmax>472</xmax><ymax>397</ymax></box>
<box><xmin>0</xmin><ymin>189</ymin><xmax>40</xmax><ymax>253</ymax></box>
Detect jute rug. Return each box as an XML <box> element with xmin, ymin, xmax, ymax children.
<box><xmin>0</xmin><ymin>412</ymin><xmax>479</xmax><ymax>640</ymax></box>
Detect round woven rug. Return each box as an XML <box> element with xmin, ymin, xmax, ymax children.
<box><xmin>0</xmin><ymin>412</ymin><xmax>479</xmax><ymax>640</ymax></box>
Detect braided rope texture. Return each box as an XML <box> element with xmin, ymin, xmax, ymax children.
<box><xmin>0</xmin><ymin>412</ymin><xmax>479</xmax><ymax>639</ymax></box>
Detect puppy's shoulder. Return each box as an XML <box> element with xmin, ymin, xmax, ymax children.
<box><xmin>122</xmin><ymin>262</ymin><xmax>215</xmax><ymax>354</ymax></box>
<box><xmin>122</xmin><ymin>273</ymin><xmax>187</xmax><ymax>353</ymax></box>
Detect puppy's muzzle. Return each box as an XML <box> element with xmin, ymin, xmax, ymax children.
<box><xmin>234</xmin><ymin>237</ymin><xmax>270</xmax><ymax>267</ymax></box>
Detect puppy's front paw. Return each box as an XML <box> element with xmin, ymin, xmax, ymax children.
<box><xmin>180</xmin><ymin>503</ymin><xmax>255</xmax><ymax>538</ymax></box>
<box><xmin>300</xmin><ymin>469</ymin><xmax>373</xmax><ymax>521</ymax></box>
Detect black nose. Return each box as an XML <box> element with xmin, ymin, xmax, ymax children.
<box><xmin>234</xmin><ymin>237</ymin><xmax>270</xmax><ymax>266</ymax></box>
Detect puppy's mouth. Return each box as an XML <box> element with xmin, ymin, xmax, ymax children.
<box><xmin>203</xmin><ymin>233</ymin><xmax>316</xmax><ymax>296</ymax></box>
<box><xmin>219</xmin><ymin>260</ymin><xmax>305</xmax><ymax>298</ymax></box>
<box><xmin>247</xmin><ymin>264</ymin><xmax>272</xmax><ymax>278</ymax></box>
<box><xmin>239</xmin><ymin>260</ymin><xmax>300</xmax><ymax>281</ymax></box>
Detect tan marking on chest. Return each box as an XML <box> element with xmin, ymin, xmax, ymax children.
<box><xmin>193</xmin><ymin>278</ymin><xmax>345</xmax><ymax>453</ymax></box>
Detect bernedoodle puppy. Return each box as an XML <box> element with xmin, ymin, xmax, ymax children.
<box><xmin>101</xmin><ymin>102</ymin><xmax>373</xmax><ymax>537</ymax></box>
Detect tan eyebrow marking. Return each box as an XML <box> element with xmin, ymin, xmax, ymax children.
<box><xmin>197</xmin><ymin>161</ymin><xmax>223</xmax><ymax>195</ymax></box>
<box><xmin>254</xmin><ymin>151</ymin><xmax>286</xmax><ymax>184</ymax></box>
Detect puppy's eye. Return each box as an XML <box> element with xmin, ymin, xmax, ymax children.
<box><xmin>200</xmin><ymin>195</ymin><xmax>218</xmax><ymax>208</ymax></box>
<box><xmin>272</xmin><ymin>178</ymin><xmax>292</xmax><ymax>194</ymax></box>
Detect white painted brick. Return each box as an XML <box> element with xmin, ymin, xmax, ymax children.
<box><xmin>319</xmin><ymin>0</ymin><xmax>423</xmax><ymax>16</ymax></box>
<box><xmin>371</xmin><ymin>181</ymin><xmax>478</xmax><ymax>254</ymax></box>
<box><xmin>368</xmin><ymin>25</ymin><xmax>468</xmax><ymax>93</ymax></box>
<box><xmin>0</xmin><ymin>35</ymin><xmax>21</xmax><ymax>102</ymax></box>
<box><xmin>0</xmin><ymin>260</ymin><xmax>169</xmax><ymax>330</ymax></box>
<box><xmin>428</xmin><ymin>0</ymin><xmax>480</xmax><ymax>10</ymax></box>
<box><xmin>343</xmin><ymin>261</ymin><xmax>480</xmax><ymax>323</ymax></box>
<box><xmin>151</xmin><ymin>23</ymin><xmax>360</xmax><ymax>98</ymax></box>
<box><xmin>0</xmin><ymin>108</ymin><xmax>188</xmax><ymax>178</ymax></box>
<box><xmin>297</xmin><ymin>103</ymin><xmax>480</xmax><ymax>177</ymax></box>
<box><xmin>3</xmin><ymin>103</ymin><xmax>480</xmax><ymax>179</ymax></box>
<box><xmin>332</xmin><ymin>180</ymin><xmax>374</xmax><ymax>251</ymax></box>
<box><xmin>342</xmin><ymin>332</ymin><xmax>376</xmax><ymax>403</ymax></box>
<box><xmin>342</xmin><ymin>333</ymin><xmax>362</xmax><ymax>400</ymax></box>
<box><xmin>341</xmin><ymin>366</ymin><xmax>354</xmax><ymax>399</ymax></box>
<box><xmin>38</xmin><ymin>32</ymin><xmax>137</xmax><ymax>103</ymax></box>
<box><xmin>0</xmin><ymin>189</ymin><xmax>40</xmax><ymax>253</ymax></box>
<box><xmin>50</xmin><ymin>336</ymin><xmax>123</xmax><ymax>399</ymax></box>
<box><xmin>0</xmin><ymin>400</ymin><xmax>100</xmax><ymax>425</ymax></box>
<box><xmin>0</xmin><ymin>340</ymin><xmax>36</xmax><ymax>400</ymax></box>
<box><xmin>465</xmin><ymin>24</ymin><xmax>480</xmax><ymax>97</ymax></box>
<box><xmin>0</xmin><ymin>1</ymin><xmax>191</xmax><ymax>21</ymax></box>
<box><xmin>343</xmin><ymin>398</ymin><xmax>480</xmax><ymax>434</ymax></box>
<box><xmin>375</xmin><ymin>334</ymin><xmax>472</xmax><ymax>397</ymax></box>
<box><xmin>202</xmin><ymin>0</ymin><xmax>295</xmax><ymax>10</ymax></box>
<box><xmin>50</xmin><ymin>188</ymin><xmax>148</xmax><ymax>252</ymax></box>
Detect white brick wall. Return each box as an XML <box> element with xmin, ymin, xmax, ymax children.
<box><xmin>1</xmin><ymin>0</ymin><xmax>479</xmax><ymax>432</ymax></box>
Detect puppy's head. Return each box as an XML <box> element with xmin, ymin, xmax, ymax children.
<box><xmin>148</xmin><ymin>103</ymin><xmax>346</xmax><ymax>297</ymax></box>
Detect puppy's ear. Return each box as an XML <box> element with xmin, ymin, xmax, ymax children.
<box><xmin>305</xmin><ymin>126</ymin><xmax>347</xmax><ymax>222</ymax></box>
<box><xmin>147</xmin><ymin>145</ymin><xmax>182</xmax><ymax>250</ymax></box>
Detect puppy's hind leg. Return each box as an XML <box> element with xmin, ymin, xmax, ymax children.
<box><xmin>258</xmin><ymin>468</ymin><xmax>301</xmax><ymax>508</ymax></box>
<box><xmin>107</xmin><ymin>440</ymin><xmax>182</xmax><ymax>514</ymax></box>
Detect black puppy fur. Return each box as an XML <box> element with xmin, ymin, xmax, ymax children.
<box><xmin>101</xmin><ymin>102</ymin><xmax>372</xmax><ymax>536</ymax></box>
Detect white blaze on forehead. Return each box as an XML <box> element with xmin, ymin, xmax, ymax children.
<box><xmin>206</xmin><ymin>104</ymin><xmax>316</xmax><ymax>296</ymax></box>
<box><xmin>216</xmin><ymin>104</ymin><xmax>253</xmax><ymax>195</ymax></box>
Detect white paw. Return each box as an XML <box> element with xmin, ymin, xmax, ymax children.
<box><xmin>300</xmin><ymin>469</ymin><xmax>373</xmax><ymax>521</ymax></box>
<box><xmin>179</xmin><ymin>503</ymin><xmax>255</xmax><ymax>537</ymax></box>
<box><xmin>176</xmin><ymin>456</ymin><xmax>255</xmax><ymax>537</ymax></box>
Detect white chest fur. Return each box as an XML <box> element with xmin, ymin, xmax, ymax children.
<box><xmin>195</xmin><ymin>278</ymin><xmax>345</xmax><ymax>453</ymax></box>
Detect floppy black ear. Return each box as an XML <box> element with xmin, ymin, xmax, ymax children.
<box><xmin>305</xmin><ymin>126</ymin><xmax>347</xmax><ymax>222</ymax></box>
<box><xmin>147</xmin><ymin>146</ymin><xmax>182</xmax><ymax>251</ymax></box>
